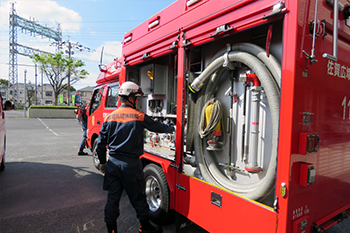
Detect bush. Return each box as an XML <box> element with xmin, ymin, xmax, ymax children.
<box><xmin>29</xmin><ymin>105</ymin><xmax>77</xmax><ymax>110</ymax></box>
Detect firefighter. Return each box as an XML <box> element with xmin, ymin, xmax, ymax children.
<box><xmin>78</xmin><ymin>104</ymin><xmax>88</xmax><ymax>155</ymax></box>
<box><xmin>96</xmin><ymin>81</ymin><xmax>174</xmax><ymax>233</ymax></box>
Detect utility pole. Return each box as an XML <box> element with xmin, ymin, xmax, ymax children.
<box><xmin>41</xmin><ymin>71</ymin><xmax>43</xmax><ymax>105</ymax></box>
<box><xmin>67</xmin><ymin>41</ymin><xmax>71</xmax><ymax>106</ymax></box>
<box><xmin>8</xmin><ymin>3</ymin><xmax>61</xmax><ymax>104</ymax></box>
<box><xmin>24</xmin><ymin>70</ymin><xmax>27</xmax><ymax>118</ymax></box>
<box><xmin>9</xmin><ymin>3</ymin><xmax>17</xmax><ymax>102</ymax></box>
<box><xmin>35</xmin><ymin>64</ymin><xmax>37</xmax><ymax>105</ymax></box>
<box><xmin>55</xmin><ymin>40</ymin><xmax>91</xmax><ymax>106</ymax></box>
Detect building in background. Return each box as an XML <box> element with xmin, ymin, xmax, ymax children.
<box><xmin>2</xmin><ymin>83</ymin><xmax>94</xmax><ymax>106</ymax></box>
<box><xmin>3</xmin><ymin>83</ymin><xmax>54</xmax><ymax>105</ymax></box>
<box><xmin>37</xmin><ymin>84</ymin><xmax>56</xmax><ymax>105</ymax></box>
<box><xmin>76</xmin><ymin>86</ymin><xmax>94</xmax><ymax>105</ymax></box>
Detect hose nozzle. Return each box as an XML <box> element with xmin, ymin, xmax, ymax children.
<box><xmin>189</xmin><ymin>78</ymin><xmax>204</xmax><ymax>93</ymax></box>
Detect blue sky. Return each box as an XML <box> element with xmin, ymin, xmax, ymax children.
<box><xmin>0</xmin><ymin>0</ymin><xmax>175</xmax><ymax>90</ymax></box>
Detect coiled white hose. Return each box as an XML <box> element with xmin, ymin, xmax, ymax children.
<box><xmin>192</xmin><ymin>43</ymin><xmax>281</xmax><ymax>201</ymax></box>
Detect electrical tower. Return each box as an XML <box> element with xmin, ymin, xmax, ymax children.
<box><xmin>8</xmin><ymin>3</ymin><xmax>62</xmax><ymax>103</ymax></box>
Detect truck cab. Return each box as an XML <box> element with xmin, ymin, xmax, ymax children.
<box><xmin>87</xmin><ymin>59</ymin><xmax>124</xmax><ymax>169</ymax></box>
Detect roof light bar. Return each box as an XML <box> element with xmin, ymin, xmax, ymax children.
<box><xmin>187</xmin><ymin>0</ymin><xmax>202</xmax><ymax>7</ymax></box>
<box><xmin>148</xmin><ymin>19</ymin><xmax>160</xmax><ymax>29</ymax></box>
<box><xmin>124</xmin><ymin>35</ymin><xmax>132</xmax><ymax>43</ymax></box>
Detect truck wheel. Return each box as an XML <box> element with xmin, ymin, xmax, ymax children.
<box><xmin>144</xmin><ymin>163</ymin><xmax>172</xmax><ymax>224</ymax></box>
<box><xmin>92</xmin><ymin>139</ymin><xmax>100</xmax><ymax>170</ymax></box>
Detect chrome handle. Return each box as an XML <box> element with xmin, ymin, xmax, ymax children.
<box><xmin>323</xmin><ymin>0</ymin><xmax>339</xmax><ymax>62</ymax></box>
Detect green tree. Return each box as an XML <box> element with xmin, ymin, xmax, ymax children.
<box><xmin>26</xmin><ymin>82</ymin><xmax>35</xmax><ymax>106</ymax></box>
<box><xmin>61</xmin><ymin>84</ymin><xmax>76</xmax><ymax>92</ymax></box>
<box><xmin>0</xmin><ymin>79</ymin><xmax>11</xmax><ymax>89</ymax></box>
<box><xmin>31</xmin><ymin>52</ymin><xmax>89</xmax><ymax>105</ymax></box>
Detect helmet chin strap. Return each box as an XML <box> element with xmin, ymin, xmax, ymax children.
<box><xmin>126</xmin><ymin>96</ymin><xmax>137</xmax><ymax>109</ymax></box>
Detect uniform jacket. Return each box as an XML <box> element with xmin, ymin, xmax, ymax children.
<box><xmin>96</xmin><ymin>104</ymin><xmax>175</xmax><ymax>164</ymax></box>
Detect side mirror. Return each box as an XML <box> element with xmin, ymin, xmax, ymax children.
<box><xmin>4</xmin><ymin>100</ymin><xmax>14</xmax><ymax>111</ymax></box>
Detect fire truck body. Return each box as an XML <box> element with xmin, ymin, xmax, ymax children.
<box><xmin>88</xmin><ymin>0</ymin><xmax>350</xmax><ymax>232</ymax></box>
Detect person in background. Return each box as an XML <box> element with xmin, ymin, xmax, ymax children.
<box><xmin>78</xmin><ymin>104</ymin><xmax>88</xmax><ymax>156</ymax></box>
<box><xmin>96</xmin><ymin>81</ymin><xmax>175</xmax><ymax>233</ymax></box>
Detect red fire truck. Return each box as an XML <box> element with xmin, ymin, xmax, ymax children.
<box><xmin>87</xmin><ymin>0</ymin><xmax>350</xmax><ymax>232</ymax></box>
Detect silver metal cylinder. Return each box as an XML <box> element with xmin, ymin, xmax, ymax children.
<box><xmin>246</xmin><ymin>86</ymin><xmax>262</xmax><ymax>173</ymax></box>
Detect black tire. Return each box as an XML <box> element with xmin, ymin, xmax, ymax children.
<box><xmin>144</xmin><ymin>163</ymin><xmax>173</xmax><ymax>224</ymax></box>
<box><xmin>92</xmin><ymin>139</ymin><xmax>100</xmax><ymax>170</ymax></box>
<box><xmin>0</xmin><ymin>156</ymin><xmax>5</xmax><ymax>172</ymax></box>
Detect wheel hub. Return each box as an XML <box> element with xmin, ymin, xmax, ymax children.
<box><xmin>145</xmin><ymin>175</ymin><xmax>161</xmax><ymax>211</ymax></box>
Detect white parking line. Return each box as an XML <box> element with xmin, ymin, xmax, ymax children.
<box><xmin>37</xmin><ymin>118</ymin><xmax>59</xmax><ymax>136</ymax></box>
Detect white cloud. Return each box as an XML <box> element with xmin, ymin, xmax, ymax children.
<box><xmin>73</xmin><ymin>41</ymin><xmax>122</xmax><ymax>90</ymax></box>
<box><xmin>82</xmin><ymin>41</ymin><xmax>123</xmax><ymax>64</ymax></box>
<box><xmin>0</xmin><ymin>0</ymin><xmax>122</xmax><ymax>92</ymax></box>
<box><xmin>0</xmin><ymin>0</ymin><xmax>81</xmax><ymax>32</ymax></box>
<box><xmin>74</xmin><ymin>72</ymin><xmax>99</xmax><ymax>91</ymax></box>
<box><xmin>0</xmin><ymin>0</ymin><xmax>82</xmax><ymax>86</ymax></box>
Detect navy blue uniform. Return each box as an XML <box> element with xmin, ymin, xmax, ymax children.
<box><xmin>78</xmin><ymin>105</ymin><xmax>88</xmax><ymax>153</ymax></box>
<box><xmin>96</xmin><ymin>104</ymin><xmax>174</xmax><ymax>225</ymax></box>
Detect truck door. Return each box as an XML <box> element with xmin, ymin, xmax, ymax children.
<box><xmin>89</xmin><ymin>86</ymin><xmax>105</xmax><ymax>129</ymax></box>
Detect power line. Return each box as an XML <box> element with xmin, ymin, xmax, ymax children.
<box><xmin>13</xmin><ymin>0</ymin><xmax>167</xmax><ymax>1</ymax></box>
<box><xmin>60</xmin><ymin>20</ymin><xmax>142</xmax><ymax>23</ymax></box>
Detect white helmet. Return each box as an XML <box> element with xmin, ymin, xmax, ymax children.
<box><xmin>119</xmin><ymin>81</ymin><xmax>143</xmax><ymax>97</ymax></box>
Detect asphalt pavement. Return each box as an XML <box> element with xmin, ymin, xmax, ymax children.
<box><xmin>0</xmin><ymin>111</ymin><xmax>349</xmax><ymax>233</ymax></box>
<box><xmin>0</xmin><ymin>112</ymin><xmax>184</xmax><ymax>233</ymax></box>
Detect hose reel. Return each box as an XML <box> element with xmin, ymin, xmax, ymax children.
<box><xmin>190</xmin><ymin>43</ymin><xmax>281</xmax><ymax>201</ymax></box>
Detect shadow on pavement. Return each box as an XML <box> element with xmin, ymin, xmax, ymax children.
<box><xmin>0</xmin><ymin>161</ymin><xmax>139</xmax><ymax>233</ymax></box>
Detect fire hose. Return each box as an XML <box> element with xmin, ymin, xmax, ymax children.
<box><xmin>198</xmin><ymin>98</ymin><xmax>225</xmax><ymax>151</ymax></box>
<box><xmin>190</xmin><ymin>43</ymin><xmax>281</xmax><ymax>201</ymax></box>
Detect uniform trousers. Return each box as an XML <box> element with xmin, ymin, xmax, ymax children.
<box><xmin>103</xmin><ymin>155</ymin><xmax>149</xmax><ymax>224</ymax></box>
